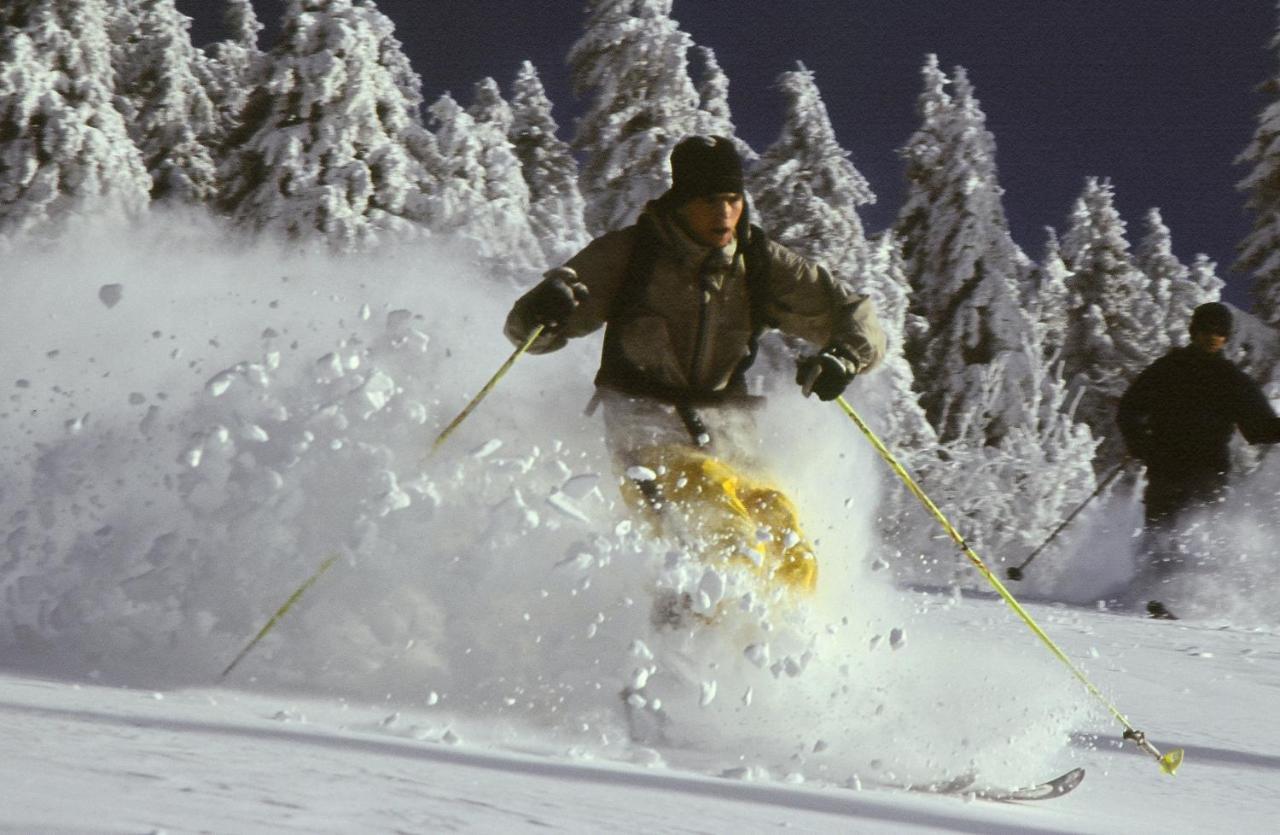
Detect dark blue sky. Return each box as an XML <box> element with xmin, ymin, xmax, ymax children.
<box><xmin>184</xmin><ymin>1</ymin><xmax>1277</xmax><ymax>309</ymax></box>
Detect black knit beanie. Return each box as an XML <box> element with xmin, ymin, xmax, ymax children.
<box><xmin>1190</xmin><ymin>302</ymin><xmax>1233</xmax><ymax>337</ymax></box>
<box><xmin>668</xmin><ymin>136</ymin><xmax>744</xmax><ymax>204</ymax></box>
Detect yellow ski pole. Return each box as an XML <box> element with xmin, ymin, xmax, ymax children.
<box><xmin>835</xmin><ymin>395</ymin><xmax>1183</xmax><ymax>776</ymax></box>
<box><xmin>431</xmin><ymin>324</ymin><xmax>545</xmax><ymax>453</ymax></box>
<box><xmin>219</xmin><ymin>327</ymin><xmax>545</xmax><ymax>680</ymax></box>
<box><xmin>220</xmin><ymin>553</ymin><xmax>340</xmax><ymax>680</ymax></box>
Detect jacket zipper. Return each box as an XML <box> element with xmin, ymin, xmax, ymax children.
<box><xmin>689</xmin><ymin>278</ymin><xmax>713</xmax><ymax>389</ymax></box>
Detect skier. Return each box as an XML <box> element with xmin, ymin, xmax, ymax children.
<box><xmin>504</xmin><ymin>135</ymin><xmax>886</xmax><ymax>609</ymax></box>
<box><xmin>1117</xmin><ymin>302</ymin><xmax>1280</xmax><ymax>617</ymax></box>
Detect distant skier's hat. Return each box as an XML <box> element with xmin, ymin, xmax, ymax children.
<box><xmin>668</xmin><ymin>136</ymin><xmax>743</xmax><ymax>203</ymax></box>
<box><xmin>1190</xmin><ymin>302</ymin><xmax>1233</xmax><ymax>336</ymax></box>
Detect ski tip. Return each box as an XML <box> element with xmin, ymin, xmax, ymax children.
<box><xmin>1160</xmin><ymin>748</ymin><xmax>1184</xmax><ymax>776</ymax></box>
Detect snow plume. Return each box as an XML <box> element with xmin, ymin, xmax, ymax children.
<box><xmin>0</xmin><ymin>212</ymin><xmax>1086</xmax><ymax>787</ymax></box>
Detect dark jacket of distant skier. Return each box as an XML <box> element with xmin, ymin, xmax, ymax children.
<box><xmin>502</xmin><ymin>135</ymin><xmax>886</xmax><ymax>596</ymax></box>
<box><xmin>1117</xmin><ymin>301</ymin><xmax>1280</xmax><ymax>523</ymax></box>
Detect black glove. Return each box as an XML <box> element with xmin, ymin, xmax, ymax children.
<box><xmin>522</xmin><ymin>270</ymin><xmax>588</xmax><ymax>330</ymax></box>
<box><xmin>796</xmin><ymin>349</ymin><xmax>857</xmax><ymax>401</ymax></box>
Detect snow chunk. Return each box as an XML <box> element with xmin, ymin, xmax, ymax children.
<box><xmin>625</xmin><ymin>465</ymin><xmax>657</xmax><ymax>482</ymax></box>
<box><xmin>471</xmin><ymin>439</ymin><xmax>503</xmax><ymax>459</ymax></box>
<box><xmin>889</xmin><ymin>627</ymin><xmax>906</xmax><ymax>650</ymax></box>
<box><xmin>546</xmin><ymin>491</ymin><xmax>590</xmax><ymax>523</ymax></box>
<box><xmin>561</xmin><ymin>473</ymin><xmax>602</xmax><ymax>499</ymax></box>
<box><xmin>699</xmin><ymin>680</ymin><xmax>717</xmax><ymax>707</ymax></box>
<box><xmin>205</xmin><ymin>370</ymin><xmax>236</xmax><ymax>397</ymax></box>
<box><xmin>353</xmin><ymin>370</ymin><xmax>396</xmax><ymax>419</ymax></box>
<box><xmin>98</xmin><ymin>283</ymin><xmax>123</xmax><ymax>308</ymax></box>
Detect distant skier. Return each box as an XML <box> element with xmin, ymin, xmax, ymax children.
<box><xmin>504</xmin><ymin>135</ymin><xmax>885</xmax><ymax>604</ymax></box>
<box><xmin>1117</xmin><ymin>302</ymin><xmax>1280</xmax><ymax>616</ymax></box>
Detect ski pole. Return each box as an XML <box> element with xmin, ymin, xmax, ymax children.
<box><xmin>431</xmin><ymin>324</ymin><xmax>545</xmax><ymax>453</ymax></box>
<box><xmin>219</xmin><ymin>328</ymin><xmax>545</xmax><ymax>680</ymax></box>
<box><xmin>834</xmin><ymin>395</ymin><xmax>1183</xmax><ymax>776</ymax></box>
<box><xmin>1006</xmin><ymin>460</ymin><xmax>1127</xmax><ymax>581</ymax></box>
<box><xmin>220</xmin><ymin>553</ymin><xmax>341</xmax><ymax>680</ymax></box>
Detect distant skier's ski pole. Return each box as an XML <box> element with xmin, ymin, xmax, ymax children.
<box><xmin>431</xmin><ymin>325</ymin><xmax>545</xmax><ymax>454</ymax></box>
<box><xmin>1006</xmin><ymin>460</ymin><xmax>1127</xmax><ymax>581</ymax></box>
<box><xmin>220</xmin><ymin>553</ymin><xmax>340</xmax><ymax>680</ymax></box>
<box><xmin>834</xmin><ymin>395</ymin><xmax>1183</xmax><ymax>776</ymax></box>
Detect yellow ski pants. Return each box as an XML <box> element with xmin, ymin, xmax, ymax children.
<box><xmin>620</xmin><ymin>444</ymin><xmax>817</xmax><ymax>594</ymax></box>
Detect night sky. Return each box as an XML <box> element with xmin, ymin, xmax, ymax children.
<box><xmin>181</xmin><ymin>1</ymin><xmax>1277</xmax><ymax>309</ymax></box>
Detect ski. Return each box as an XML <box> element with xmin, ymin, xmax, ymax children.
<box><xmin>894</xmin><ymin>766</ymin><xmax>1085</xmax><ymax>802</ymax></box>
<box><xmin>970</xmin><ymin>767</ymin><xmax>1086</xmax><ymax>802</ymax></box>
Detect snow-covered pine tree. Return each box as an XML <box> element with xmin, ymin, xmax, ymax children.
<box><xmin>0</xmin><ymin>0</ymin><xmax>151</xmax><ymax>240</ymax></box>
<box><xmin>218</xmin><ymin>0</ymin><xmax>433</xmax><ymax>250</ymax></box>
<box><xmin>1133</xmin><ymin>208</ymin><xmax>1190</xmax><ymax>347</ymax></box>
<box><xmin>569</xmin><ymin>0</ymin><xmax>703</xmax><ymax>235</ymax></box>
<box><xmin>508</xmin><ymin>61</ymin><xmax>589</xmax><ymax>267</ymax></box>
<box><xmin>1058</xmin><ymin>177</ymin><xmax>1168</xmax><ymax>464</ymax></box>
<box><xmin>463</xmin><ymin>77</ymin><xmax>546</xmax><ymax>278</ymax></box>
<box><xmin>748</xmin><ymin>63</ymin><xmax>874</xmax><ymax>283</ymax></box>
<box><xmin>111</xmin><ymin>0</ymin><xmax>220</xmax><ymax>205</ymax></box>
<box><xmin>202</xmin><ymin>0</ymin><xmax>263</xmax><ymax>145</ymax></box>
<box><xmin>1238</xmin><ymin>7</ymin><xmax>1280</xmax><ymax>330</ymax></box>
<box><xmin>1028</xmin><ymin>227</ymin><xmax>1072</xmax><ymax>362</ymax></box>
<box><xmin>690</xmin><ymin>46</ymin><xmax>754</xmax><ymax>164</ymax></box>
<box><xmin>893</xmin><ymin>60</ymin><xmax>1037</xmax><ymax>445</ymax></box>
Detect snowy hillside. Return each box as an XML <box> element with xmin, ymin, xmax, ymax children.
<box><xmin>3</xmin><ymin>216</ymin><xmax>1280</xmax><ymax>832</ymax></box>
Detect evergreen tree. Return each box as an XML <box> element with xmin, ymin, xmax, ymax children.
<box><xmin>690</xmin><ymin>46</ymin><xmax>754</xmax><ymax>163</ymax></box>
<box><xmin>0</xmin><ymin>0</ymin><xmax>150</xmax><ymax>239</ymax></box>
<box><xmin>1029</xmin><ymin>227</ymin><xmax>1072</xmax><ymax>362</ymax></box>
<box><xmin>112</xmin><ymin>0</ymin><xmax>220</xmax><ymax>204</ymax></box>
<box><xmin>1167</xmin><ymin>251</ymin><xmax>1226</xmax><ymax>347</ymax></box>
<box><xmin>203</xmin><ymin>0</ymin><xmax>263</xmax><ymax>143</ymax></box>
<box><xmin>893</xmin><ymin>59</ymin><xmax>1037</xmax><ymax>444</ymax></box>
<box><xmin>1133</xmin><ymin>208</ymin><xmax>1185</xmax><ymax>347</ymax></box>
<box><xmin>509</xmin><ymin>61</ymin><xmax>589</xmax><ymax>267</ymax></box>
<box><xmin>218</xmin><ymin>0</ymin><xmax>433</xmax><ymax>250</ymax></box>
<box><xmin>569</xmin><ymin>0</ymin><xmax>702</xmax><ymax>234</ymax></box>
<box><xmin>465</xmin><ymin>77</ymin><xmax>546</xmax><ymax>277</ymax></box>
<box><xmin>1058</xmin><ymin>177</ymin><xmax>1167</xmax><ymax>463</ymax></box>
<box><xmin>749</xmin><ymin>63</ymin><xmax>874</xmax><ymax>282</ymax></box>
<box><xmin>1237</xmin><ymin>7</ymin><xmax>1280</xmax><ymax>328</ymax></box>
<box><xmin>426</xmin><ymin>90</ymin><xmax>542</xmax><ymax>277</ymax></box>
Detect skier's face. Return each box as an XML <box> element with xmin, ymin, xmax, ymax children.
<box><xmin>1190</xmin><ymin>329</ymin><xmax>1228</xmax><ymax>354</ymax></box>
<box><xmin>681</xmin><ymin>193</ymin><xmax>744</xmax><ymax>248</ymax></box>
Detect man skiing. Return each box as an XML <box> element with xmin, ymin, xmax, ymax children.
<box><xmin>504</xmin><ymin>135</ymin><xmax>885</xmax><ymax>605</ymax></box>
<box><xmin>1117</xmin><ymin>301</ymin><xmax>1280</xmax><ymax>616</ymax></box>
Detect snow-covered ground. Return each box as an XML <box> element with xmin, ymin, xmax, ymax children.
<box><xmin>4</xmin><ymin>216</ymin><xmax>1279</xmax><ymax>833</ymax></box>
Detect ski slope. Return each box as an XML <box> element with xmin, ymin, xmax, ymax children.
<box><xmin>3</xmin><ymin>217</ymin><xmax>1279</xmax><ymax>832</ymax></box>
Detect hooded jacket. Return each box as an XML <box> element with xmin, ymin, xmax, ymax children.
<box><xmin>505</xmin><ymin>201</ymin><xmax>886</xmax><ymax>404</ymax></box>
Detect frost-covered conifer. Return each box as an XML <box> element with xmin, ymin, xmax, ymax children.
<box><xmin>509</xmin><ymin>61</ymin><xmax>589</xmax><ymax>266</ymax></box>
<box><xmin>749</xmin><ymin>64</ymin><xmax>874</xmax><ymax>282</ymax></box>
<box><xmin>0</xmin><ymin>0</ymin><xmax>150</xmax><ymax>239</ymax></box>
<box><xmin>218</xmin><ymin>0</ymin><xmax>433</xmax><ymax>250</ymax></box>
<box><xmin>893</xmin><ymin>60</ymin><xmax>1036</xmax><ymax>445</ymax></box>
<box><xmin>1029</xmin><ymin>227</ymin><xmax>1072</xmax><ymax>361</ymax></box>
<box><xmin>1133</xmin><ymin>208</ymin><xmax>1187</xmax><ymax>347</ymax></box>
<box><xmin>1058</xmin><ymin>177</ymin><xmax>1167</xmax><ymax>462</ymax></box>
<box><xmin>464</xmin><ymin>77</ymin><xmax>545</xmax><ymax>277</ymax></box>
<box><xmin>569</xmin><ymin>0</ymin><xmax>703</xmax><ymax>234</ymax></box>
<box><xmin>690</xmin><ymin>46</ymin><xmax>753</xmax><ymax>163</ymax></box>
<box><xmin>1164</xmin><ymin>251</ymin><xmax>1225</xmax><ymax>348</ymax></box>
<box><xmin>203</xmin><ymin>0</ymin><xmax>263</xmax><ymax>142</ymax></box>
<box><xmin>1238</xmin><ymin>8</ymin><xmax>1280</xmax><ymax>329</ymax></box>
<box><xmin>111</xmin><ymin>0</ymin><xmax>220</xmax><ymax>204</ymax></box>
<box><xmin>426</xmin><ymin>90</ymin><xmax>543</xmax><ymax>277</ymax></box>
